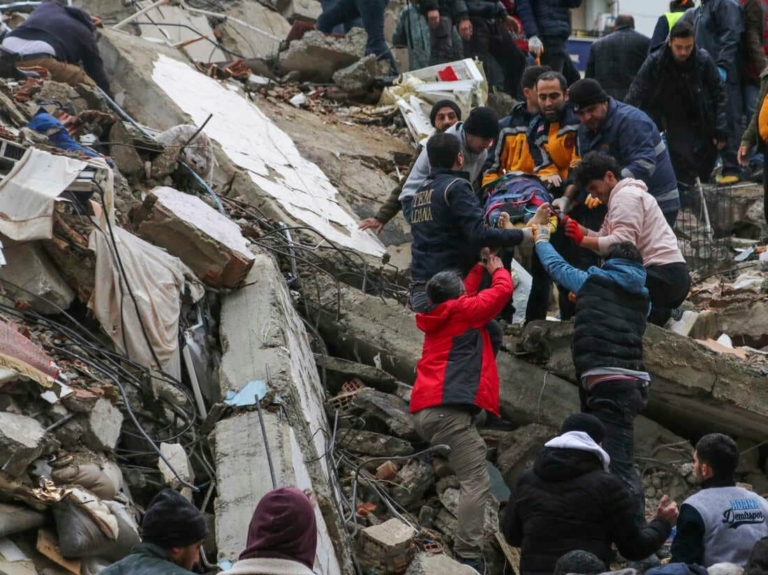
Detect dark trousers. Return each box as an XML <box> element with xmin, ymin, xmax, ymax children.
<box><xmin>541</xmin><ymin>36</ymin><xmax>581</xmax><ymax>86</ymax></box>
<box><xmin>581</xmin><ymin>378</ymin><xmax>649</xmax><ymax>524</ymax></box>
<box><xmin>667</xmin><ymin>128</ymin><xmax>718</xmax><ymax>186</ymax></box>
<box><xmin>645</xmin><ymin>262</ymin><xmax>691</xmax><ymax>326</ymax></box>
<box><xmin>723</xmin><ymin>81</ymin><xmax>744</xmax><ymax>176</ymax></box>
<box><xmin>410</xmin><ymin>285</ymin><xmax>504</xmax><ymax>355</ymax></box>
<box><xmin>431</xmin><ymin>16</ymin><xmax>462</xmax><ymax>65</ymax></box>
<box><xmin>763</xmin><ymin>148</ymin><xmax>768</xmax><ymax>223</ymax></box>
<box><xmin>320</xmin><ymin>0</ymin><xmax>362</xmax><ymax>32</ymax></box>
<box><xmin>663</xmin><ymin>209</ymin><xmax>678</xmax><ymax>229</ymax></box>
<box><xmin>463</xmin><ymin>18</ymin><xmax>525</xmax><ymax>97</ymax></box>
<box><xmin>317</xmin><ymin>0</ymin><xmax>398</xmax><ymax>74</ymax></box>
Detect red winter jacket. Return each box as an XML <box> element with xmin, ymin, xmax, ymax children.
<box><xmin>410</xmin><ymin>265</ymin><xmax>513</xmax><ymax>417</ymax></box>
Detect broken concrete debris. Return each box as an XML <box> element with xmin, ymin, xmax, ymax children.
<box><xmin>279</xmin><ymin>28</ymin><xmax>367</xmax><ymax>83</ymax></box>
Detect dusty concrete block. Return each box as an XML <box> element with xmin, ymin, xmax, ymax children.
<box><xmin>332</xmin><ymin>55</ymin><xmax>391</xmax><ymax>91</ymax></box>
<box><xmin>281</xmin><ymin>0</ymin><xmax>322</xmax><ymax>21</ymax></box>
<box><xmin>496</xmin><ymin>424</ymin><xmax>555</xmax><ymax>487</ymax></box>
<box><xmin>352</xmin><ymin>388</ymin><xmax>416</xmax><ymax>440</ymax></box>
<box><xmin>357</xmin><ymin>518</ymin><xmax>415</xmax><ymax>574</ymax></box>
<box><xmin>279</xmin><ymin>28</ymin><xmax>367</xmax><ymax>82</ymax></box>
<box><xmin>134</xmin><ymin>187</ymin><xmax>254</xmax><ymax>289</ymax></box>
<box><xmin>336</xmin><ymin>430</ymin><xmax>413</xmax><ymax>457</ymax></box>
<box><xmin>0</xmin><ymin>413</ymin><xmax>46</xmax><ymax>477</ymax></box>
<box><xmin>0</xmin><ymin>243</ymin><xmax>75</xmax><ymax>315</ymax></box>
<box><xmin>109</xmin><ymin>122</ymin><xmax>143</xmax><ymax>177</ymax></box>
<box><xmin>405</xmin><ymin>552</ymin><xmax>476</xmax><ymax>575</ymax></box>
<box><xmin>158</xmin><ymin>443</ymin><xmax>194</xmax><ymax>488</ymax></box>
<box><xmin>82</xmin><ymin>399</ymin><xmax>123</xmax><ymax>452</ymax></box>
<box><xmin>389</xmin><ymin>459</ymin><xmax>436</xmax><ymax>509</ymax></box>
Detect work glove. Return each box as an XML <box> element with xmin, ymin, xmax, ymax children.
<box><xmin>534</xmin><ymin>224</ymin><xmax>551</xmax><ymax>244</ymax></box>
<box><xmin>584</xmin><ymin>194</ymin><xmax>602</xmax><ymax>209</ymax></box>
<box><xmin>551</xmin><ymin>196</ymin><xmax>572</xmax><ymax>214</ymax></box>
<box><xmin>564</xmin><ymin>216</ymin><xmax>584</xmax><ymax>245</ymax></box>
<box><xmin>528</xmin><ymin>35</ymin><xmax>543</xmax><ymax>56</ymax></box>
<box><xmin>718</xmin><ymin>67</ymin><xmax>727</xmax><ymax>82</ymax></box>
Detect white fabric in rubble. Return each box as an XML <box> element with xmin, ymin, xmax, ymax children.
<box><xmin>0</xmin><ymin>147</ymin><xmax>86</xmax><ymax>241</ymax></box>
<box><xmin>545</xmin><ymin>431</ymin><xmax>611</xmax><ymax>471</ymax></box>
<box><xmin>88</xmin><ymin>225</ymin><xmax>204</xmax><ymax>371</ymax></box>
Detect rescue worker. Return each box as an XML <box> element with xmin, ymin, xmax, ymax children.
<box><xmin>359</xmin><ymin>99</ymin><xmax>461</xmax><ymax>235</ymax></box>
<box><xmin>649</xmin><ymin>0</ymin><xmax>694</xmax><ymax>52</ymax></box>
<box><xmin>417</xmin><ymin>0</ymin><xmax>469</xmax><ymax>64</ymax></box>
<box><xmin>739</xmin><ymin>66</ymin><xmax>768</xmax><ymax>223</ymax></box>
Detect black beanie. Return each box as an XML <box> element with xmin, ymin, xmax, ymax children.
<box><xmin>141</xmin><ymin>489</ymin><xmax>207</xmax><ymax>549</ymax></box>
<box><xmin>463</xmin><ymin>106</ymin><xmax>499</xmax><ymax>139</ymax></box>
<box><xmin>568</xmin><ymin>78</ymin><xmax>609</xmax><ymax>112</ymax></box>
<box><xmin>560</xmin><ymin>413</ymin><xmax>606</xmax><ymax>444</ymax></box>
<box><xmin>429</xmin><ymin>99</ymin><xmax>462</xmax><ymax>128</ymax></box>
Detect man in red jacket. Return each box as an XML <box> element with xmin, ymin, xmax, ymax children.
<box><xmin>411</xmin><ymin>254</ymin><xmax>513</xmax><ymax>573</ymax></box>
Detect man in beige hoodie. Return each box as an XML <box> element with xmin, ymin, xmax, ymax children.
<box><xmin>563</xmin><ymin>151</ymin><xmax>690</xmax><ymax>326</ymax></box>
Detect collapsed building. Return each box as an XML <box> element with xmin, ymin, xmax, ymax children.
<box><xmin>0</xmin><ymin>1</ymin><xmax>765</xmax><ymax>574</ymax></box>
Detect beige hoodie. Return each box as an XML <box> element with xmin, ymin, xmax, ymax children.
<box><xmin>586</xmin><ymin>178</ymin><xmax>685</xmax><ymax>268</ymax></box>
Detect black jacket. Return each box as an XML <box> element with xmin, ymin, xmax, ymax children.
<box><xmin>626</xmin><ymin>43</ymin><xmax>728</xmax><ymax>141</ymax></box>
<box><xmin>465</xmin><ymin>0</ymin><xmax>510</xmax><ymax>20</ymax></box>
<box><xmin>572</xmin><ymin>260</ymin><xmax>648</xmax><ymax>376</ymax></box>
<box><xmin>681</xmin><ymin>0</ymin><xmax>744</xmax><ymax>83</ymax></box>
<box><xmin>419</xmin><ymin>0</ymin><xmax>468</xmax><ymax>21</ymax></box>
<box><xmin>409</xmin><ymin>168</ymin><xmax>525</xmax><ymax>283</ymax></box>
<box><xmin>586</xmin><ymin>27</ymin><xmax>651</xmax><ymax>102</ymax></box>
<box><xmin>504</xmin><ymin>447</ymin><xmax>671</xmax><ymax>575</ymax></box>
<box><xmin>7</xmin><ymin>2</ymin><xmax>111</xmax><ymax>95</ymax></box>
<box><xmin>515</xmin><ymin>0</ymin><xmax>583</xmax><ymax>40</ymax></box>
<box><xmin>99</xmin><ymin>543</ymin><xmax>195</xmax><ymax>575</ymax></box>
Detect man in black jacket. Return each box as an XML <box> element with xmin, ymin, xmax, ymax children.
<box><xmin>409</xmin><ymin>132</ymin><xmax>532</xmax><ymax>313</ymax></box>
<box><xmin>516</xmin><ymin>0</ymin><xmax>582</xmax><ymax>85</ymax></box>
<box><xmin>0</xmin><ymin>1</ymin><xmax>110</xmax><ymax>95</ymax></box>
<box><xmin>586</xmin><ymin>15</ymin><xmax>650</xmax><ymax>102</ymax></box>
<box><xmin>681</xmin><ymin>0</ymin><xmax>745</xmax><ymax>184</ymax></box>
<box><xmin>504</xmin><ymin>414</ymin><xmax>678</xmax><ymax>575</ymax></box>
<box><xmin>418</xmin><ymin>0</ymin><xmax>471</xmax><ymax>63</ymax></box>
<box><xmin>626</xmin><ymin>21</ymin><xmax>727</xmax><ymax>188</ymax></box>
<box><xmin>462</xmin><ymin>1</ymin><xmax>527</xmax><ymax>97</ymax></box>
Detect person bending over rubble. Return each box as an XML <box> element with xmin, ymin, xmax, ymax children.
<box><xmin>410</xmin><ymin>252</ymin><xmax>513</xmax><ymax>573</ymax></box>
<box><xmin>100</xmin><ymin>489</ymin><xmax>207</xmax><ymax>575</ymax></box>
<box><xmin>671</xmin><ymin>434</ymin><xmax>768</xmax><ymax>568</ymax></box>
<box><xmin>0</xmin><ymin>1</ymin><xmax>111</xmax><ymax>96</ymax></box>
<box><xmin>528</xmin><ymin>204</ymin><xmax>650</xmax><ymax>522</ymax></box>
<box><xmin>227</xmin><ymin>487</ymin><xmax>318</xmax><ymax>575</ymax></box>
<box><xmin>408</xmin><ymin>129</ymin><xmax>531</xmax><ymax>318</ymax></box>
<box><xmin>504</xmin><ymin>414</ymin><xmax>678</xmax><ymax>575</ymax></box>
<box><xmin>565</xmin><ymin>151</ymin><xmax>690</xmax><ymax>327</ymax></box>
<box><xmin>359</xmin><ymin>99</ymin><xmax>461</xmax><ymax>235</ymax></box>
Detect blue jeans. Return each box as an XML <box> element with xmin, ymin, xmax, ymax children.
<box><xmin>745</xmin><ymin>83</ymin><xmax>764</xmax><ymax>166</ymax></box>
<box><xmin>316</xmin><ymin>0</ymin><xmax>398</xmax><ymax>74</ymax></box>
<box><xmin>582</xmin><ymin>378</ymin><xmax>649</xmax><ymax>524</ymax></box>
<box><xmin>320</xmin><ymin>0</ymin><xmax>361</xmax><ymax>33</ymax></box>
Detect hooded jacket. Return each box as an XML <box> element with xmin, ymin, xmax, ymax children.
<box><xmin>680</xmin><ymin>0</ymin><xmax>745</xmax><ymax>83</ymax></box>
<box><xmin>504</xmin><ymin>434</ymin><xmax>671</xmax><ymax>575</ymax></box>
<box><xmin>482</xmin><ymin>101</ymin><xmax>537</xmax><ymax>185</ymax></box>
<box><xmin>400</xmin><ymin>122</ymin><xmax>489</xmax><ymax>202</ymax></box>
<box><xmin>409</xmin><ymin>168</ymin><xmax>526</xmax><ymax>283</ymax></box>
<box><xmin>515</xmin><ymin>0</ymin><xmax>583</xmax><ymax>40</ymax></box>
<box><xmin>410</xmin><ymin>263</ymin><xmax>513</xmax><ymax>416</ymax></box>
<box><xmin>577</xmin><ymin>101</ymin><xmax>680</xmax><ymax>216</ymax></box>
<box><xmin>7</xmin><ymin>1</ymin><xmax>111</xmax><ymax>95</ymax></box>
<box><xmin>625</xmin><ymin>43</ymin><xmax>728</xmax><ymax>142</ymax></box>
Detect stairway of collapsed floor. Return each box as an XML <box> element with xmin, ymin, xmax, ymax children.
<box><xmin>0</xmin><ymin>1</ymin><xmax>767</xmax><ymax>575</ymax></box>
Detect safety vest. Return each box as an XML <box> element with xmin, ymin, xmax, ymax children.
<box><xmin>664</xmin><ymin>11</ymin><xmax>685</xmax><ymax>29</ymax></box>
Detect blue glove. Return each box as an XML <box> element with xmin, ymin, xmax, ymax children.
<box><xmin>718</xmin><ymin>67</ymin><xmax>727</xmax><ymax>82</ymax></box>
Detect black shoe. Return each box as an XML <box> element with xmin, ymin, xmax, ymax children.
<box><xmin>456</xmin><ymin>555</ymin><xmax>486</xmax><ymax>575</ymax></box>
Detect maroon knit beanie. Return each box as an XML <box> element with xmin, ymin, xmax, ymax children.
<box><xmin>238</xmin><ymin>487</ymin><xmax>317</xmax><ymax>569</ymax></box>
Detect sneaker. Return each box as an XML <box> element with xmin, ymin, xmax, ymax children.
<box><xmin>456</xmin><ymin>555</ymin><xmax>486</xmax><ymax>575</ymax></box>
<box><xmin>716</xmin><ymin>173</ymin><xmax>740</xmax><ymax>185</ymax></box>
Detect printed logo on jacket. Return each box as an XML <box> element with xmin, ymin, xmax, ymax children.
<box><xmin>722</xmin><ymin>498</ymin><xmax>766</xmax><ymax>529</ymax></box>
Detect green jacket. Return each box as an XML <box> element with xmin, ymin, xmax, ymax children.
<box><xmin>742</xmin><ymin>69</ymin><xmax>768</xmax><ymax>149</ymax></box>
<box><xmin>374</xmin><ymin>145</ymin><xmax>422</xmax><ymax>224</ymax></box>
<box><xmin>99</xmin><ymin>543</ymin><xmax>196</xmax><ymax>575</ymax></box>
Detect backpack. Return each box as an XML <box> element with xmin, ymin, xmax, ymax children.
<box><xmin>482</xmin><ymin>173</ymin><xmax>554</xmax><ymax>228</ymax></box>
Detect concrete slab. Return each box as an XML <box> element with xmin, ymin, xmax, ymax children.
<box><xmin>134</xmin><ymin>4</ymin><xmax>226</xmax><ymax>63</ymax></box>
<box><xmin>0</xmin><ymin>242</ymin><xmax>75</xmax><ymax>315</ymax></box>
<box><xmin>0</xmin><ymin>413</ymin><xmax>46</xmax><ymax>478</ymax></box>
<box><xmin>278</xmin><ymin>28</ymin><xmax>366</xmax><ymax>82</ymax></box>
<box><xmin>82</xmin><ymin>399</ymin><xmax>123</xmax><ymax>452</ymax></box>
<box><xmin>158</xmin><ymin>443</ymin><xmax>193</xmax><ymax>489</ymax></box>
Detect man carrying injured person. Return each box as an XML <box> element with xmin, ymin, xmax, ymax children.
<box><xmin>520</xmin><ymin>200</ymin><xmax>650</xmax><ymax>525</ymax></box>
<box><xmin>410</xmin><ymin>251</ymin><xmax>513</xmax><ymax>574</ymax></box>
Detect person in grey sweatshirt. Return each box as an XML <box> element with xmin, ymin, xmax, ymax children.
<box><xmin>399</xmin><ymin>106</ymin><xmax>499</xmax><ymax>221</ymax></box>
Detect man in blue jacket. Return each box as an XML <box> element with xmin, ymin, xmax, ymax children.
<box><xmin>516</xmin><ymin>0</ymin><xmax>583</xmax><ymax>86</ymax></box>
<box><xmin>681</xmin><ymin>0</ymin><xmax>745</xmax><ymax>184</ymax></box>
<box><xmin>409</xmin><ymin>132</ymin><xmax>532</xmax><ymax>315</ymax></box>
<box><xmin>566</xmin><ymin>78</ymin><xmax>681</xmax><ymax>227</ymax></box>
<box><xmin>531</xmin><ymin>207</ymin><xmax>650</xmax><ymax>522</ymax></box>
